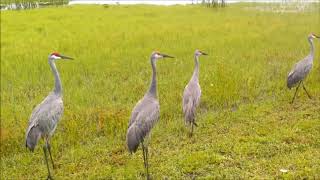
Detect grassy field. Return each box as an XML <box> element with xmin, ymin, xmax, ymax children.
<box><xmin>1</xmin><ymin>3</ymin><xmax>320</xmax><ymax>179</ymax></box>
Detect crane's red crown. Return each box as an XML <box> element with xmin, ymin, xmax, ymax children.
<box><xmin>51</xmin><ymin>52</ymin><xmax>61</xmax><ymax>57</ymax></box>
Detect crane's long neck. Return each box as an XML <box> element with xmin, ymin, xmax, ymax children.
<box><xmin>49</xmin><ymin>59</ymin><xmax>62</xmax><ymax>95</ymax></box>
<box><xmin>147</xmin><ymin>58</ymin><xmax>157</xmax><ymax>97</ymax></box>
<box><xmin>308</xmin><ymin>38</ymin><xmax>314</xmax><ymax>58</ymax></box>
<box><xmin>192</xmin><ymin>55</ymin><xmax>199</xmax><ymax>82</ymax></box>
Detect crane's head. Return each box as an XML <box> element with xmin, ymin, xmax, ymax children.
<box><xmin>151</xmin><ymin>51</ymin><xmax>174</xmax><ymax>60</ymax></box>
<box><xmin>309</xmin><ymin>33</ymin><xmax>320</xmax><ymax>40</ymax></box>
<box><xmin>49</xmin><ymin>52</ymin><xmax>74</xmax><ymax>60</ymax></box>
<box><xmin>195</xmin><ymin>49</ymin><xmax>208</xmax><ymax>57</ymax></box>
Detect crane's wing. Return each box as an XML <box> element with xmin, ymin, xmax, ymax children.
<box><xmin>126</xmin><ymin>97</ymin><xmax>160</xmax><ymax>153</ymax></box>
<box><xmin>287</xmin><ymin>56</ymin><xmax>313</xmax><ymax>89</ymax></box>
<box><xmin>128</xmin><ymin>99</ymin><xmax>144</xmax><ymax>127</ymax></box>
<box><xmin>25</xmin><ymin>93</ymin><xmax>63</xmax><ymax>150</ymax></box>
<box><xmin>182</xmin><ymin>81</ymin><xmax>201</xmax><ymax>122</ymax></box>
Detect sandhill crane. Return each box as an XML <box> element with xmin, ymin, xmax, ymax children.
<box><xmin>182</xmin><ymin>50</ymin><xmax>207</xmax><ymax>137</ymax></box>
<box><xmin>25</xmin><ymin>52</ymin><xmax>73</xmax><ymax>179</ymax></box>
<box><xmin>287</xmin><ymin>33</ymin><xmax>319</xmax><ymax>103</ymax></box>
<box><xmin>126</xmin><ymin>51</ymin><xmax>174</xmax><ymax>179</ymax></box>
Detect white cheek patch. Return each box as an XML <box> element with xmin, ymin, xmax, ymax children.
<box><xmin>52</xmin><ymin>55</ymin><xmax>61</xmax><ymax>60</ymax></box>
<box><xmin>155</xmin><ymin>54</ymin><xmax>162</xmax><ymax>59</ymax></box>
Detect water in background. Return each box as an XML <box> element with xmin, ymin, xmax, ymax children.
<box><xmin>69</xmin><ymin>0</ymin><xmax>319</xmax><ymax>5</ymax></box>
<box><xmin>1</xmin><ymin>0</ymin><xmax>317</xmax><ymax>10</ymax></box>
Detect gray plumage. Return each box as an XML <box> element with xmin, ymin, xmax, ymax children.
<box><xmin>183</xmin><ymin>50</ymin><xmax>207</xmax><ymax>136</ymax></box>
<box><xmin>127</xmin><ymin>94</ymin><xmax>160</xmax><ymax>152</ymax></box>
<box><xmin>287</xmin><ymin>33</ymin><xmax>319</xmax><ymax>103</ymax></box>
<box><xmin>126</xmin><ymin>51</ymin><xmax>174</xmax><ymax>178</ymax></box>
<box><xmin>25</xmin><ymin>52</ymin><xmax>73</xmax><ymax>179</ymax></box>
<box><xmin>25</xmin><ymin>92</ymin><xmax>63</xmax><ymax>151</ymax></box>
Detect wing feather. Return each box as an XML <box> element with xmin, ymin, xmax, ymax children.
<box><xmin>287</xmin><ymin>56</ymin><xmax>313</xmax><ymax>89</ymax></box>
<box><xmin>25</xmin><ymin>92</ymin><xmax>63</xmax><ymax>150</ymax></box>
<box><xmin>126</xmin><ymin>96</ymin><xmax>160</xmax><ymax>153</ymax></box>
<box><xmin>183</xmin><ymin>81</ymin><xmax>201</xmax><ymax>123</ymax></box>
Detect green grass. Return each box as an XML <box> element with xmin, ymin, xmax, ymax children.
<box><xmin>1</xmin><ymin>3</ymin><xmax>320</xmax><ymax>179</ymax></box>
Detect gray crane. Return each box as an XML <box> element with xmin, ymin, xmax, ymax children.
<box><xmin>25</xmin><ymin>52</ymin><xmax>73</xmax><ymax>179</ymax></box>
<box><xmin>126</xmin><ymin>51</ymin><xmax>174</xmax><ymax>179</ymax></box>
<box><xmin>287</xmin><ymin>33</ymin><xmax>319</xmax><ymax>103</ymax></box>
<box><xmin>183</xmin><ymin>50</ymin><xmax>207</xmax><ymax>137</ymax></box>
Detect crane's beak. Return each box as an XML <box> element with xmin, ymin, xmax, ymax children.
<box><xmin>161</xmin><ymin>53</ymin><xmax>174</xmax><ymax>58</ymax></box>
<box><xmin>60</xmin><ymin>55</ymin><xmax>74</xmax><ymax>60</ymax></box>
<box><xmin>201</xmin><ymin>51</ymin><xmax>208</xmax><ymax>55</ymax></box>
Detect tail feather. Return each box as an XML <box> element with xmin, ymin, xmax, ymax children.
<box><xmin>287</xmin><ymin>74</ymin><xmax>295</xmax><ymax>89</ymax></box>
<box><xmin>126</xmin><ymin>125</ymin><xmax>143</xmax><ymax>153</ymax></box>
<box><xmin>287</xmin><ymin>71</ymin><xmax>301</xmax><ymax>89</ymax></box>
<box><xmin>184</xmin><ymin>99</ymin><xmax>196</xmax><ymax>124</ymax></box>
<box><xmin>25</xmin><ymin>126</ymin><xmax>41</xmax><ymax>152</ymax></box>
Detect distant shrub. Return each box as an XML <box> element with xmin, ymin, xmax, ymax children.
<box><xmin>1</xmin><ymin>0</ymin><xmax>69</xmax><ymax>10</ymax></box>
<box><xmin>202</xmin><ymin>0</ymin><xmax>226</xmax><ymax>8</ymax></box>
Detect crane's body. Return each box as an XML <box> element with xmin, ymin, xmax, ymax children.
<box><xmin>183</xmin><ymin>50</ymin><xmax>207</xmax><ymax>136</ymax></box>
<box><xmin>126</xmin><ymin>51</ymin><xmax>173</xmax><ymax>179</ymax></box>
<box><xmin>287</xmin><ymin>33</ymin><xmax>319</xmax><ymax>103</ymax></box>
<box><xmin>183</xmin><ymin>69</ymin><xmax>201</xmax><ymax>127</ymax></box>
<box><xmin>25</xmin><ymin>92</ymin><xmax>63</xmax><ymax>150</ymax></box>
<box><xmin>25</xmin><ymin>52</ymin><xmax>73</xmax><ymax>179</ymax></box>
<box><xmin>127</xmin><ymin>94</ymin><xmax>159</xmax><ymax>153</ymax></box>
<box><xmin>287</xmin><ymin>54</ymin><xmax>313</xmax><ymax>88</ymax></box>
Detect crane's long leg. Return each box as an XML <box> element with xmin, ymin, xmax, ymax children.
<box><xmin>302</xmin><ymin>81</ymin><xmax>312</xmax><ymax>99</ymax></box>
<box><xmin>291</xmin><ymin>81</ymin><xmax>302</xmax><ymax>103</ymax></box>
<box><xmin>43</xmin><ymin>145</ymin><xmax>52</xmax><ymax>180</ymax></box>
<box><xmin>190</xmin><ymin>122</ymin><xmax>194</xmax><ymax>137</ymax></box>
<box><xmin>141</xmin><ymin>142</ymin><xmax>150</xmax><ymax>180</ymax></box>
<box><xmin>190</xmin><ymin>119</ymin><xmax>198</xmax><ymax>137</ymax></box>
<box><xmin>145</xmin><ymin>145</ymin><xmax>150</xmax><ymax>180</ymax></box>
<box><xmin>141</xmin><ymin>142</ymin><xmax>146</xmax><ymax>168</ymax></box>
<box><xmin>46</xmin><ymin>141</ymin><xmax>55</xmax><ymax>169</ymax></box>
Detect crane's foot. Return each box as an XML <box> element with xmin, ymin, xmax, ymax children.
<box><xmin>306</xmin><ymin>94</ymin><xmax>312</xmax><ymax>99</ymax></box>
<box><xmin>146</xmin><ymin>174</ymin><xmax>151</xmax><ymax>180</ymax></box>
<box><xmin>47</xmin><ymin>175</ymin><xmax>53</xmax><ymax>180</ymax></box>
<box><xmin>290</xmin><ymin>95</ymin><xmax>297</xmax><ymax>104</ymax></box>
